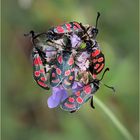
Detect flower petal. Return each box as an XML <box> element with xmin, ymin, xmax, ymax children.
<box><xmin>47</xmin><ymin>86</ymin><xmax>68</xmax><ymax>108</ymax></box>
<box><xmin>72</xmin><ymin>81</ymin><xmax>84</xmax><ymax>92</ymax></box>
<box><xmin>70</xmin><ymin>34</ymin><xmax>82</xmax><ymax>48</ymax></box>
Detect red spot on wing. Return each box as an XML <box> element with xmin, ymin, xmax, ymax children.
<box><xmin>75</xmin><ymin>91</ymin><xmax>81</xmax><ymax>96</ymax></box>
<box><xmin>76</xmin><ymin>97</ymin><xmax>83</xmax><ymax>104</ymax></box>
<box><xmin>98</xmin><ymin>57</ymin><xmax>104</xmax><ymax>62</ymax></box>
<box><xmin>56</xmin><ymin>68</ymin><xmax>61</xmax><ymax>75</ymax></box>
<box><xmin>68</xmin><ymin>57</ymin><xmax>74</xmax><ymax>65</ymax></box>
<box><xmin>34</xmin><ymin>59</ymin><xmax>38</xmax><ymax>65</ymax></box>
<box><xmin>73</xmin><ymin>22</ymin><xmax>81</xmax><ymax>28</ymax></box>
<box><xmin>64</xmin><ymin>103</ymin><xmax>75</xmax><ymax>109</ymax></box>
<box><xmin>41</xmin><ymin>77</ymin><xmax>47</xmax><ymax>81</ymax></box>
<box><xmin>97</xmin><ymin>63</ymin><xmax>104</xmax><ymax>73</ymax></box>
<box><xmin>83</xmin><ymin>85</ymin><xmax>92</xmax><ymax>94</ymax></box>
<box><xmin>68</xmin><ymin>97</ymin><xmax>75</xmax><ymax>103</ymax></box>
<box><xmin>52</xmin><ymin>72</ymin><xmax>56</xmax><ymax>78</ymax></box>
<box><xmin>73</xmin><ymin>26</ymin><xmax>78</xmax><ymax>30</ymax></box>
<box><xmin>92</xmin><ymin>50</ymin><xmax>100</xmax><ymax>57</ymax></box>
<box><xmin>69</xmin><ymin>76</ymin><xmax>73</xmax><ymax>81</ymax></box>
<box><xmin>37</xmin><ymin>80</ymin><xmax>48</xmax><ymax>87</ymax></box>
<box><xmin>52</xmin><ymin>79</ymin><xmax>60</xmax><ymax>83</ymax></box>
<box><xmin>34</xmin><ymin>71</ymin><xmax>40</xmax><ymax>77</ymax></box>
<box><xmin>57</xmin><ymin>55</ymin><xmax>63</xmax><ymax>64</ymax></box>
<box><xmin>34</xmin><ymin>57</ymin><xmax>42</xmax><ymax>66</ymax></box>
<box><xmin>65</xmin><ymin>23</ymin><xmax>71</xmax><ymax>31</ymax></box>
<box><xmin>56</xmin><ymin>26</ymin><xmax>64</xmax><ymax>33</ymax></box>
<box><xmin>94</xmin><ymin>63</ymin><xmax>100</xmax><ymax>69</ymax></box>
<box><xmin>93</xmin><ymin>59</ymin><xmax>97</xmax><ymax>63</ymax></box>
<box><xmin>40</xmin><ymin>69</ymin><xmax>45</xmax><ymax>73</ymax></box>
<box><xmin>65</xmin><ymin>70</ymin><xmax>71</xmax><ymax>76</ymax></box>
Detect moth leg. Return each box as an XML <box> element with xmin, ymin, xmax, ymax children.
<box><xmin>32</xmin><ymin>48</ymin><xmax>50</xmax><ymax>90</ymax></box>
<box><xmin>90</xmin><ymin>96</ymin><xmax>95</xmax><ymax>109</ymax></box>
<box><xmin>70</xmin><ymin>110</ymin><xmax>77</xmax><ymax>113</ymax></box>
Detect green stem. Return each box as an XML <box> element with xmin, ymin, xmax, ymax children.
<box><xmin>94</xmin><ymin>97</ymin><xmax>134</xmax><ymax>140</ymax></box>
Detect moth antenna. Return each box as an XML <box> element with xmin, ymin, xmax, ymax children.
<box><xmin>24</xmin><ymin>31</ymin><xmax>48</xmax><ymax>46</ymax></box>
<box><xmin>90</xmin><ymin>96</ymin><xmax>95</xmax><ymax>109</ymax></box>
<box><xmin>99</xmin><ymin>67</ymin><xmax>109</xmax><ymax>81</ymax></box>
<box><xmin>24</xmin><ymin>30</ymin><xmax>35</xmax><ymax>37</ymax></box>
<box><xmin>98</xmin><ymin>67</ymin><xmax>115</xmax><ymax>93</ymax></box>
<box><xmin>95</xmin><ymin>12</ymin><xmax>100</xmax><ymax>29</ymax></box>
<box><xmin>103</xmin><ymin>83</ymin><xmax>115</xmax><ymax>92</ymax></box>
<box><xmin>99</xmin><ymin>81</ymin><xmax>115</xmax><ymax>93</ymax></box>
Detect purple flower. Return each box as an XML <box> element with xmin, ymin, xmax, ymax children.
<box><xmin>47</xmin><ymin>85</ymin><xmax>68</xmax><ymax>108</ymax></box>
<box><xmin>70</xmin><ymin>34</ymin><xmax>82</xmax><ymax>48</ymax></box>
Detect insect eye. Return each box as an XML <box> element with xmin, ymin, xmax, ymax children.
<box><xmin>86</xmin><ymin>40</ymin><xmax>92</xmax><ymax>47</ymax></box>
<box><xmin>47</xmin><ymin>31</ymin><xmax>55</xmax><ymax>39</ymax></box>
<box><xmin>92</xmin><ymin>28</ymin><xmax>98</xmax><ymax>35</ymax></box>
<box><xmin>86</xmin><ymin>40</ymin><xmax>93</xmax><ymax>52</ymax></box>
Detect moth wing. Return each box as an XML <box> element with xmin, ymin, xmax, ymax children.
<box><xmin>32</xmin><ymin>48</ymin><xmax>50</xmax><ymax>90</ymax></box>
<box><xmin>50</xmin><ymin>54</ymin><xmax>64</xmax><ymax>87</ymax></box>
<box><xmin>91</xmin><ymin>48</ymin><xmax>105</xmax><ymax>75</ymax></box>
<box><xmin>60</xmin><ymin>83</ymin><xmax>96</xmax><ymax>112</ymax></box>
<box><xmin>62</xmin><ymin>53</ymin><xmax>75</xmax><ymax>89</ymax></box>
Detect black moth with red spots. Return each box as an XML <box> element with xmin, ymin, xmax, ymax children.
<box><xmin>60</xmin><ymin>81</ymin><xmax>100</xmax><ymax>112</ymax></box>
<box><xmin>46</xmin><ymin>13</ymin><xmax>100</xmax><ymax>42</ymax></box>
<box><xmin>46</xmin><ymin>21</ymin><xmax>83</xmax><ymax>40</ymax></box>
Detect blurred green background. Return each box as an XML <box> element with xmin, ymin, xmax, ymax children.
<box><xmin>2</xmin><ymin>0</ymin><xmax>139</xmax><ymax>140</ymax></box>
